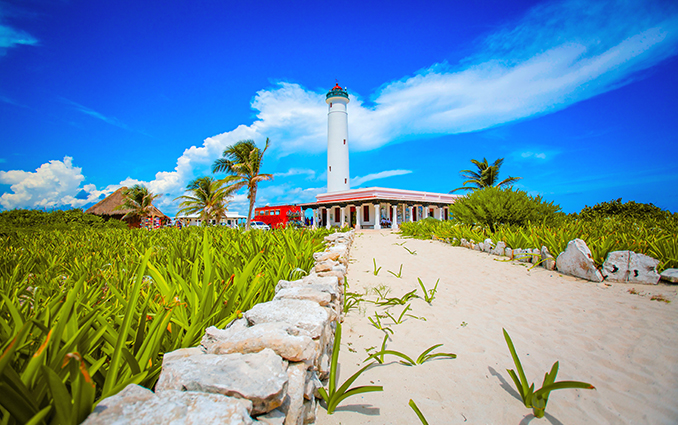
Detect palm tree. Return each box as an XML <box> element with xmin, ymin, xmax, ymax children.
<box><xmin>174</xmin><ymin>176</ymin><xmax>236</xmax><ymax>225</ymax></box>
<box><xmin>450</xmin><ymin>157</ymin><xmax>521</xmax><ymax>193</ymax></box>
<box><xmin>212</xmin><ymin>138</ymin><xmax>273</xmax><ymax>230</ymax></box>
<box><xmin>115</xmin><ymin>184</ymin><xmax>161</xmax><ymax>222</ymax></box>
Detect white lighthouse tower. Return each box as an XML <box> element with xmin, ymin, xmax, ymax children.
<box><xmin>326</xmin><ymin>83</ymin><xmax>350</xmax><ymax>192</ymax></box>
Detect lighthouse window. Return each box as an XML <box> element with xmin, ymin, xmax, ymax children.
<box><xmin>344</xmin><ymin>178</ymin><xmax>347</xmax><ymax>184</ymax></box>
<box><xmin>343</xmin><ymin>139</ymin><xmax>346</xmax><ymax>144</ymax></box>
<box><xmin>330</xmin><ymin>103</ymin><xmax>332</xmax><ymax>107</ymax></box>
<box><xmin>329</xmin><ymin>166</ymin><xmax>331</xmax><ymax>172</ymax></box>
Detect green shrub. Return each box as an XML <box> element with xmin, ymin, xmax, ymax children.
<box><xmin>579</xmin><ymin>198</ymin><xmax>674</xmax><ymax>222</ymax></box>
<box><xmin>448</xmin><ymin>187</ymin><xmax>562</xmax><ymax>232</ymax></box>
<box><xmin>0</xmin><ymin>208</ymin><xmax>127</xmax><ymax>233</ymax></box>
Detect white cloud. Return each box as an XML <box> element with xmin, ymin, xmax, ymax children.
<box><xmin>273</xmin><ymin>168</ymin><xmax>317</xmax><ymax>179</ymax></box>
<box><xmin>351</xmin><ymin>170</ymin><xmax>413</xmax><ymax>187</ymax></box>
<box><xmin>0</xmin><ymin>156</ymin><xmax>118</xmax><ymax>209</ymax></box>
<box><xmin>0</xmin><ymin>24</ymin><xmax>37</xmax><ymax>56</ymax></box>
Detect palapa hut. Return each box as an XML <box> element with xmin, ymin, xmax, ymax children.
<box><xmin>85</xmin><ymin>187</ymin><xmax>170</xmax><ymax>228</ymax></box>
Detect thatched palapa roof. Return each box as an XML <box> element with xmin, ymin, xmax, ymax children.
<box><xmin>86</xmin><ymin>187</ymin><xmax>168</xmax><ymax>219</ymax></box>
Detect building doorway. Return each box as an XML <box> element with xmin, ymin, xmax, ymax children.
<box><xmin>350</xmin><ymin>207</ymin><xmax>356</xmax><ymax>227</ymax></box>
<box><xmin>321</xmin><ymin>209</ymin><xmax>327</xmax><ymax>227</ymax></box>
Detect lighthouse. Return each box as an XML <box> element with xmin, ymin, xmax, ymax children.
<box><xmin>326</xmin><ymin>83</ymin><xmax>350</xmax><ymax>192</ymax></box>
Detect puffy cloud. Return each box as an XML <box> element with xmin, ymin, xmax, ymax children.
<box><xmin>0</xmin><ymin>156</ymin><xmax>117</xmax><ymax>209</ymax></box>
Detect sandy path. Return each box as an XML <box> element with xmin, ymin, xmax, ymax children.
<box><xmin>315</xmin><ymin>230</ymin><xmax>678</xmax><ymax>425</ymax></box>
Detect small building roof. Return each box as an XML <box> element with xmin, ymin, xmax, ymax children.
<box><xmin>86</xmin><ymin>187</ymin><xmax>168</xmax><ymax>218</ymax></box>
<box><xmin>299</xmin><ymin>187</ymin><xmax>460</xmax><ymax>208</ymax></box>
<box><xmin>176</xmin><ymin>211</ymin><xmax>247</xmax><ymax>220</ymax></box>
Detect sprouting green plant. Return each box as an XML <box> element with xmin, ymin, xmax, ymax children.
<box><xmin>344</xmin><ymin>292</ymin><xmax>363</xmax><ymax>313</ymax></box>
<box><xmin>460</xmin><ymin>321</ymin><xmax>468</xmax><ymax>327</ymax></box>
<box><xmin>417</xmin><ymin>278</ymin><xmax>439</xmax><ymax>304</ymax></box>
<box><xmin>387</xmin><ymin>264</ymin><xmax>403</xmax><ymax>278</ymax></box>
<box><xmin>383</xmin><ymin>303</ymin><xmax>424</xmax><ymax>324</ymax></box>
<box><xmin>409</xmin><ymin>399</ymin><xmax>430</xmax><ymax>425</ymax></box>
<box><xmin>365</xmin><ymin>343</ymin><xmax>456</xmax><ymax>366</ymax></box>
<box><xmin>317</xmin><ymin>322</ymin><xmax>383</xmax><ymax>414</ymax></box>
<box><xmin>372</xmin><ymin>284</ymin><xmax>391</xmax><ymax>301</ymax></box>
<box><xmin>503</xmin><ymin>329</ymin><xmax>595</xmax><ymax>418</ymax></box>
<box><xmin>650</xmin><ymin>294</ymin><xmax>671</xmax><ymax>303</ymax></box>
<box><xmin>365</xmin><ymin>333</ymin><xmax>390</xmax><ymax>365</ymax></box>
<box><xmin>376</xmin><ymin>289</ymin><xmax>419</xmax><ymax>307</ymax></box>
<box><xmin>367</xmin><ymin>312</ymin><xmax>392</xmax><ymax>334</ymax></box>
<box><xmin>373</xmin><ymin>258</ymin><xmax>382</xmax><ymax>275</ymax></box>
<box><xmin>393</xmin><ymin>241</ymin><xmax>407</xmax><ymax>246</ymax></box>
<box><xmin>403</xmin><ymin>246</ymin><xmax>417</xmax><ymax>255</ymax></box>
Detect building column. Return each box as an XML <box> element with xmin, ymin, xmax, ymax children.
<box><xmin>409</xmin><ymin>206</ymin><xmax>414</xmax><ymax>222</ymax></box>
<box><xmin>357</xmin><ymin>204</ymin><xmax>362</xmax><ymax>229</ymax></box>
<box><xmin>435</xmin><ymin>206</ymin><xmax>442</xmax><ymax>220</ymax></box>
<box><xmin>311</xmin><ymin>209</ymin><xmax>317</xmax><ymax>229</ymax></box>
<box><xmin>325</xmin><ymin>208</ymin><xmax>331</xmax><ymax>229</ymax></box>
<box><xmin>392</xmin><ymin>204</ymin><xmax>399</xmax><ymax>230</ymax></box>
<box><xmin>340</xmin><ymin>206</ymin><xmax>345</xmax><ymax>228</ymax></box>
<box><xmin>374</xmin><ymin>204</ymin><xmax>381</xmax><ymax>230</ymax></box>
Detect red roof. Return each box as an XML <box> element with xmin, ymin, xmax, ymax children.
<box><xmin>332</xmin><ymin>83</ymin><xmax>342</xmax><ymax>90</ymax></box>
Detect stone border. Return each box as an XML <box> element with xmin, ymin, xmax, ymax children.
<box><xmin>84</xmin><ymin>230</ymin><xmax>354</xmax><ymax>425</ymax></box>
<box><xmin>449</xmin><ymin>236</ymin><xmax>673</xmax><ymax>285</ymax></box>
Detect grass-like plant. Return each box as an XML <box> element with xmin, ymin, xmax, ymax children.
<box><xmin>372</xmin><ymin>258</ymin><xmax>382</xmax><ymax>275</ymax></box>
<box><xmin>409</xmin><ymin>399</ymin><xmax>430</xmax><ymax>425</ymax></box>
<box><xmin>365</xmin><ymin>343</ymin><xmax>456</xmax><ymax>366</ymax></box>
<box><xmin>387</xmin><ymin>264</ymin><xmax>403</xmax><ymax>278</ymax></box>
<box><xmin>318</xmin><ymin>322</ymin><xmax>383</xmax><ymax>414</ymax></box>
<box><xmin>417</xmin><ymin>278</ymin><xmax>439</xmax><ymax>304</ymax></box>
<box><xmin>343</xmin><ymin>291</ymin><xmax>363</xmax><ymax>313</ymax></box>
<box><xmin>367</xmin><ymin>312</ymin><xmax>393</xmax><ymax>334</ymax></box>
<box><xmin>403</xmin><ymin>246</ymin><xmax>417</xmax><ymax>255</ymax></box>
<box><xmin>375</xmin><ymin>289</ymin><xmax>418</xmax><ymax>306</ymax></box>
<box><xmin>382</xmin><ymin>303</ymin><xmax>425</xmax><ymax>324</ymax></box>
<box><xmin>503</xmin><ymin>329</ymin><xmax>595</xmax><ymax>418</ymax></box>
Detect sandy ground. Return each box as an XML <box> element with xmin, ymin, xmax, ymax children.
<box><xmin>315</xmin><ymin>230</ymin><xmax>678</xmax><ymax>425</ymax></box>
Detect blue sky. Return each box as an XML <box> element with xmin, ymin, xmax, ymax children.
<box><xmin>1</xmin><ymin>0</ymin><xmax>677</xmax><ymax>215</ymax></box>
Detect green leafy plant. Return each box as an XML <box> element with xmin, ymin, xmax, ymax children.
<box><xmin>365</xmin><ymin>343</ymin><xmax>456</xmax><ymax>366</ymax></box>
<box><xmin>387</xmin><ymin>264</ymin><xmax>403</xmax><ymax>278</ymax></box>
<box><xmin>383</xmin><ymin>304</ymin><xmax>424</xmax><ymax>324</ymax></box>
<box><xmin>403</xmin><ymin>246</ymin><xmax>417</xmax><ymax>255</ymax></box>
<box><xmin>344</xmin><ymin>292</ymin><xmax>363</xmax><ymax>313</ymax></box>
<box><xmin>373</xmin><ymin>258</ymin><xmax>382</xmax><ymax>275</ymax></box>
<box><xmin>503</xmin><ymin>329</ymin><xmax>595</xmax><ymax>418</ymax></box>
<box><xmin>367</xmin><ymin>312</ymin><xmax>393</xmax><ymax>334</ymax></box>
<box><xmin>317</xmin><ymin>322</ymin><xmax>383</xmax><ymax>414</ymax></box>
<box><xmin>409</xmin><ymin>399</ymin><xmax>430</xmax><ymax>425</ymax></box>
<box><xmin>417</xmin><ymin>278</ymin><xmax>440</xmax><ymax>304</ymax></box>
<box><xmin>375</xmin><ymin>289</ymin><xmax>419</xmax><ymax>306</ymax></box>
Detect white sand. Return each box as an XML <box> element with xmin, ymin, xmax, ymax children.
<box><xmin>315</xmin><ymin>230</ymin><xmax>678</xmax><ymax>424</ymax></box>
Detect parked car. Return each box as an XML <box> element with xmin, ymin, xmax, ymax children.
<box><xmin>250</xmin><ymin>221</ymin><xmax>271</xmax><ymax>230</ymax></box>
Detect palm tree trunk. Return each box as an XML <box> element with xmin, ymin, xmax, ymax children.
<box><xmin>246</xmin><ymin>184</ymin><xmax>257</xmax><ymax>230</ymax></box>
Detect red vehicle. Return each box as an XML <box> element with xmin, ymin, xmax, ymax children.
<box><xmin>253</xmin><ymin>205</ymin><xmax>303</xmax><ymax>229</ymax></box>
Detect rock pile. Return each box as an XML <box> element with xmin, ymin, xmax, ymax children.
<box><xmin>83</xmin><ymin>230</ymin><xmax>354</xmax><ymax>425</ymax></box>
<box><xmin>448</xmin><ymin>235</ymin><xmax>667</xmax><ymax>285</ymax></box>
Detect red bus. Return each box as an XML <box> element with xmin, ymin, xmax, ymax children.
<box><xmin>253</xmin><ymin>205</ymin><xmax>303</xmax><ymax>229</ymax></box>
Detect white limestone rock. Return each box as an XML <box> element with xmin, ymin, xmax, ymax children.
<box><xmin>274</xmin><ymin>287</ymin><xmax>333</xmax><ymax>307</ymax></box>
<box><xmin>628</xmin><ymin>252</ymin><xmax>661</xmax><ymax>284</ymax></box>
<box><xmin>460</xmin><ymin>238</ymin><xmax>468</xmax><ymax>248</ymax></box>
<box><xmin>541</xmin><ymin>246</ymin><xmax>556</xmax><ymax>270</ymax></box>
<box><xmin>505</xmin><ymin>247</ymin><xmax>514</xmax><ymax>259</ymax></box>
<box><xmin>256</xmin><ymin>409</ymin><xmax>286</xmax><ymax>425</ymax></box>
<box><xmin>279</xmin><ymin>362</ymin><xmax>308</xmax><ymax>425</ymax></box>
<box><xmin>483</xmin><ymin>238</ymin><xmax>494</xmax><ymax>253</ymax></box>
<box><xmin>603</xmin><ymin>251</ymin><xmax>661</xmax><ymax>284</ymax></box>
<box><xmin>556</xmin><ymin>239</ymin><xmax>603</xmax><ymax>282</ymax></box>
<box><xmin>245</xmin><ymin>299</ymin><xmax>331</xmax><ymax>340</ymax></box>
<box><xmin>660</xmin><ymin>268</ymin><xmax>678</xmax><ymax>283</ymax></box>
<box><xmin>201</xmin><ymin>323</ymin><xmax>317</xmax><ymax>363</ymax></box>
<box><xmin>490</xmin><ymin>241</ymin><xmax>506</xmax><ymax>256</ymax></box>
<box><xmin>82</xmin><ymin>384</ymin><xmax>255</xmax><ymax>425</ymax></box>
<box><xmin>602</xmin><ymin>251</ymin><xmax>631</xmax><ymax>282</ymax></box>
<box><xmin>156</xmin><ymin>348</ymin><xmax>288</xmax><ymax>415</ymax></box>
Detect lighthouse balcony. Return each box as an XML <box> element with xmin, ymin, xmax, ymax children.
<box><xmin>326</xmin><ymin>89</ymin><xmax>349</xmax><ymax>100</ymax></box>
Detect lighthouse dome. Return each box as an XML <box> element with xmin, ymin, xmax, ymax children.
<box><xmin>326</xmin><ymin>83</ymin><xmax>349</xmax><ymax>102</ymax></box>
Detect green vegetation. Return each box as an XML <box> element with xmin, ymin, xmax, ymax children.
<box><xmin>365</xmin><ymin>342</ymin><xmax>456</xmax><ymax>366</ymax></box>
<box><xmin>318</xmin><ymin>322</ymin><xmax>383</xmax><ymax>414</ymax></box>
<box><xmin>387</xmin><ymin>264</ymin><xmax>403</xmax><ymax>278</ymax></box>
<box><xmin>212</xmin><ymin>138</ymin><xmax>273</xmax><ymax>230</ymax></box>
<box><xmin>0</xmin><ymin>225</ymin><xmax>331</xmax><ymax>424</ymax></box>
<box><xmin>174</xmin><ymin>176</ymin><xmax>236</xmax><ymax>224</ymax></box>
<box><xmin>400</xmin><ymin>195</ymin><xmax>677</xmax><ymax>271</ymax></box>
<box><xmin>372</xmin><ymin>258</ymin><xmax>382</xmax><ymax>275</ymax></box>
<box><xmin>0</xmin><ymin>209</ymin><xmax>127</xmax><ymax>235</ymax></box>
<box><xmin>409</xmin><ymin>399</ymin><xmax>430</xmax><ymax>425</ymax></box>
<box><xmin>503</xmin><ymin>329</ymin><xmax>595</xmax><ymax>418</ymax></box>
<box><xmin>116</xmin><ymin>184</ymin><xmax>161</xmax><ymax>222</ymax></box>
<box><xmin>450</xmin><ymin>157</ymin><xmax>521</xmax><ymax>193</ymax></box>
<box><xmin>416</xmin><ymin>278</ymin><xmax>439</xmax><ymax>304</ymax></box>
<box><xmin>449</xmin><ymin>186</ymin><xmax>562</xmax><ymax>232</ymax></box>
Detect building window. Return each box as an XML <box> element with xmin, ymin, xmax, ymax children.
<box><xmin>363</xmin><ymin>205</ymin><xmax>370</xmax><ymax>222</ymax></box>
<box><xmin>275</xmin><ymin>210</ymin><xmax>280</xmax><ymax>215</ymax></box>
<box><xmin>335</xmin><ymin>207</ymin><xmax>340</xmax><ymax>222</ymax></box>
